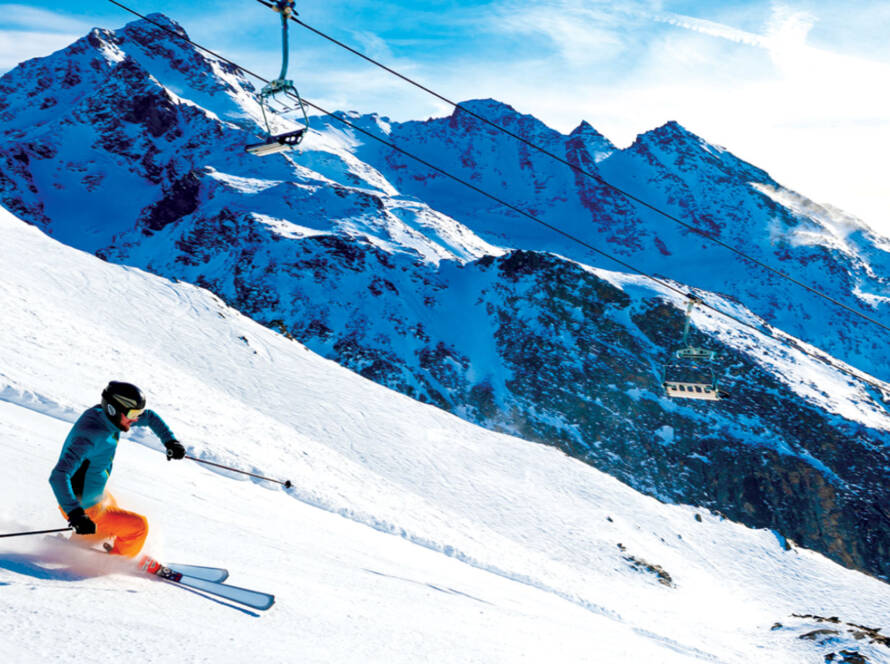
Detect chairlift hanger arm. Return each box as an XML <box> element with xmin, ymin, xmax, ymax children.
<box><xmin>269</xmin><ymin>1</ymin><xmax>296</xmax><ymax>82</ymax></box>
<box><xmin>676</xmin><ymin>292</ymin><xmax>706</xmax><ymax>351</ymax></box>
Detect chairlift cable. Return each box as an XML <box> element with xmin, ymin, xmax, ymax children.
<box><xmin>105</xmin><ymin>0</ymin><xmax>890</xmax><ymax>401</ymax></box>
<box><xmin>290</xmin><ymin>95</ymin><xmax>865</xmax><ymax>381</ymax></box>
<box><xmin>268</xmin><ymin>1</ymin><xmax>890</xmax><ymax>338</ymax></box>
<box><xmin>111</xmin><ymin>0</ymin><xmax>686</xmax><ymax>299</ymax></box>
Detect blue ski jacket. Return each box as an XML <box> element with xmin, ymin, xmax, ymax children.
<box><xmin>49</xmin><ymin>405</ymin><xmax>176</xmax><ymax>514</ymax></box>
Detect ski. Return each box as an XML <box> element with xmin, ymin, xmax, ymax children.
<box><xmin>174</xmin><ymin>574</ymin><xmax>275</xmax><ymax>611</ymax></box>
<box><xmin>139</xmin><ymin>556</ymin><xmax>274</xmax><ymax>611</ymax></box>
<box><xmin>166</xmin><ymin>563</ymin><xmax>229</xmax><ymax>583</ymax></box>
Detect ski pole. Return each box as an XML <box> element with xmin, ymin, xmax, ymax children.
<box><xmin>0</xmin><ymin>527</ymin><xmax>72</xmax><ymax>538</ymax></box>
<box><xmin>183</xmin><ymin>455</ymin><xmax>293</xmax><ymax>488</ymax></box>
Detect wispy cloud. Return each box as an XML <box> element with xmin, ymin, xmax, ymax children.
<box><xmin>486</xmin><ymin>0</ymin><xmax>644</xmax><ymax>66</ymax></box>
<box><xmin>346</xmin><ymin>30</ymin><xmax>395</xmax><ymax>63</ymax></box>
<box><xmin>648</xmin><ymin>11</ymin><xmax>769</xmax><ymax>48</ymax></box>
<box><xmin>0</xmin><ymin>4</ymin><xmax>90</xmax><ymax>33</ymax></box>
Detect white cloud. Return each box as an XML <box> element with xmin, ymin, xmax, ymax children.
<box><xmin>347</xmin><ymin>30</ymin><xmax>395</xmax><ymax>63</ymax></box>
<box><xmin>0</xmin><ymin>5</ymin><xmax>92</xmax><ymax>72</ymax></box>
<box><xmin>0</xmin><ymin>5</ymin><xmax>90</xmax><ymax>33</ymax></box>
<box><xmin>651</xmin><ymin>4</ymin><xmax>890</xmax><ymax>102</ymax></box>
<box><xmin>0</xmin><ymin>29</ymin><xmax>81</xmax><ymax>71</ymax></box>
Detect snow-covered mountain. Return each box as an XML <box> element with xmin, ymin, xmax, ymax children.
<box><xmin>3</xmin><ymin>206</ymin><xmax>890</xmax><ymax>663</ymax></box>
<box><xmin>2</xmin><ymin>13</ymin><xmax>890</xmax><ymax>587</ymax></box>
<box><xmin>338</xmin><ymin>101</ymin><xmax>890</xmax><ymax>377</ymax></box>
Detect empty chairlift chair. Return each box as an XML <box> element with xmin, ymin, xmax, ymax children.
<box><xmin>245</xmin><ymin>0</ymin><xmax>311</xmax><ymax>157</ymax></box>
<box><xmin>662</xmin><ymin>296</ymin><xmax>727</xmax><ymax>402</ymax></box>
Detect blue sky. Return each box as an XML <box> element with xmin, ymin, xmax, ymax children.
<box><xmin>3</xmin><ymin>1</ymin><xmax>890</xmax><ymax>235</ymax></box>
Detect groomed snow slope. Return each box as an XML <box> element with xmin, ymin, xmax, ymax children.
<box><xmin>1</xmin><ymin>207</ymin><xmax>888</xmax><ymax>663</ymax></box>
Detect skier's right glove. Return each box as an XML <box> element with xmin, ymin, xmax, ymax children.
<box><xmin>164</xmin><ymin>439</ymin><xmax>186</xmax><ymax>461</ymax></box>
<box><xmin>67</xmin><ymin>507</ymin><xmax>97</xmax><ymax>535</ymax></box>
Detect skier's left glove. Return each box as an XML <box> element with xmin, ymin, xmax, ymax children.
<box><xmin>164</xmin><ymin>439</ymin><xmax>186</xmax><ymax>461</ymax></box>
<box><xmin>67</xmin><ymin>507</ymin><xmax>97</xmax><ymax>535</ymax></box>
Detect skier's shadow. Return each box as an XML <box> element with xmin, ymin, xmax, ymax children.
<box><xmin>153</xmin><ymin>578</ymin><xmax>260</xmax><ymax>617</ymax></box>
<box><xmin>0</xmin><ymin>551</ymin><xmax>90</xmax><ymax>581</ymax></box>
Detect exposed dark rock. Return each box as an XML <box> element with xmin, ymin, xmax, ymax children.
<box><xmin>618</xmin><ymin>544</ymin><xmax>675</xmax><ymax>588</ymax></box>
<box><xmin>140</xmin><ymin>170</ymin><xmax>202</xmax><ymax>231</ymax></box>
<box><xmin>122</xmin><ymin>93</ymin><xmax>179</xmax><ymax>138</ymax></box>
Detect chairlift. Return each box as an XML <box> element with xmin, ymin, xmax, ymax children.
<box><xmin>662</xmin><ymin>295</ymin><xmax>728</xmax><ymax>401</ymax></box>
<box><xmin>245</xmin><ymin>0</ymin><xmax>311</xmax><ymax>156</ymax></box>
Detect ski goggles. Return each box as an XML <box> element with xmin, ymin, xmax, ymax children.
<box><xmin>123</xmin><ymin>407</ymin><xmax>145</xmax><ymax>420</ymax></box>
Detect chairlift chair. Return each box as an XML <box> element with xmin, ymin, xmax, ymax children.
<box><xmin>662</xmin><ymin>296</ymin><xmax>727</xmax><ymax>401</ymax></box>
<box><xmin>245</xmin><ymin>0</ymin><xmax>310</xmax><ymax>156</ymax></box>
<box><xmin>662</xmin><ymin>356</ymin><xmax>724</xmax><ymax>400</ymax></box>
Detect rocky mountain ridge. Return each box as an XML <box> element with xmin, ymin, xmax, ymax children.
<box><xmin>336</xmin><ymin>100</ymin><xmax>890</xmax><ymax>379</ymax></box>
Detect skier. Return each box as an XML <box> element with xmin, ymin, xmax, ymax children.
<box><xmin>49</xmin><ymin>381</ymin><xmax>186</xmax><ymax>557</ymax></box>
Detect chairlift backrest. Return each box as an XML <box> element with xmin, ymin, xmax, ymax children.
<box><xmin>675</xmin><ymin>346</ymin><xmax>716</xmax><ymax>362</ymax></box>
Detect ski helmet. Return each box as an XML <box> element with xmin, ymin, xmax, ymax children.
<box><xmin>101</xmin><ymin>381</ymin><xmax>146</xmax><ymax>419</ymax></box>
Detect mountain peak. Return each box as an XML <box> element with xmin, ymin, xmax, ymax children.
<box><xmin>121</xmin><ymin>13</ymin><xmax>190</xmax><ymax>40</ymax></box>
<box><xmin>569</xmin><ymin>120</ymin><xmax>615</xmax><ymax>161</ymax></box>
<box><xmin>628</xmin><ymin>119</ymin><xmax>722</xmax><ymax>162</ymax></box>
<box><xmin>627</xmin><ymin>119</ymin><xmax>774</xmax><ymax>182</ymax></box>
<box><xmin>636</xmin><ymin>120</ymin><xmax>704</xmax><ymax>147</ymax></box>
<box><xmin>451</xmin><ymin>98</ymin><xmax>550</xmax><ymax>130</ymax></box>
<box><xmin>569</xmin><ymin>120</ymin><xmax>613</xmax><ymax>143</ymax></box>
<box><xmin>453</xmin><ymin>98</ymin><xmax>520</xmax><ymax>118</ymax></box>
<box><xmin>448</xmin><ymin>98</ymin><xmax>561</xmax><ymax>142</ymax></box>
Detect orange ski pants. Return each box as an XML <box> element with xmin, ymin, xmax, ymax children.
<box><xmin>61</xmin><ymin>493</ymin><xmax>148</xmax><ymax>558</ymax></box>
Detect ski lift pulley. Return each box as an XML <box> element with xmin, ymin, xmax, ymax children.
<box><xmin>246</xmin><ymin>0</ymin><xmax>311</xmax><ymax>156</ymax></box>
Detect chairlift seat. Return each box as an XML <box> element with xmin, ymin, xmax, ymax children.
<box><xmin>245</xmin><ymin>129</ymin><xmax>306</xmax><ymax>157</ymax></box>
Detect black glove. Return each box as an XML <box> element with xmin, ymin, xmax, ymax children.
<box><xmin>67</xmin><ymin>507</ymin><xmax>96</xmax><ymax>535</ymax></box>
<box><xmin>165</xmin><ymin>439</ymin><xmax>186</xmax><ymax>461</ymax></box>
